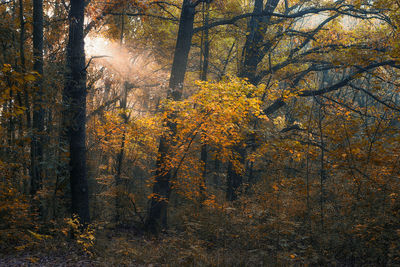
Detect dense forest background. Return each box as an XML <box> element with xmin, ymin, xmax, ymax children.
<box><xmin>0</xmin><ymin>0</ymin><xmax>399</xmax><ymax>265</ymax></box>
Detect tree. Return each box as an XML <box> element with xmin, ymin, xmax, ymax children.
<box><xmin>146</xmin><ymin>0</ymin><xmax>210</xmax><ymax>233</ymax></box>
<box><xmin>64</xmin><ymin>0</ymin><xmax>90</xmax><ymax>224</ymax></box>
<box><xmin>30</xmin><ymin>0</ymin><xmax>44</xmax><ymax>208</ymax></box>
<box><xmin>225</xmin><ymin>0</ymin><xmax>280</xmax><ymax>201</ymax></box>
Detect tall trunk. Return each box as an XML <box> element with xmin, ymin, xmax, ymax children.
<box><xmin>238</xmin><ymin>0</ymin><xmax>264</xmax><ymax>83</ymax></box>
<box><xmin>18</xmin><ymin>0</ymin><xmax>31</xmax><ymax>132</ymax></box>
<box><xmin>199</xmin><ymin>2</ymin><xmax>210</xmax><ymax>204</ymax></box>
<box><xmin>30</xmin><ymin>0</ymin><xmax>44</xmax><ymax>205</ymax></box>
<box><xmin>146</xmin><ymin>0</ymin><xmax>197</xmax><ymax>233</ymax></box>
<box><xmin>6</xmin><ymin>0</ymin><xmax>17</xmax><ymax>152</ymax></box>
<box><xmin>239</xmin><ymin>0</ymin><xmax>280</xmax><ymax>84</ymax></box>
<box><xmin>200</xmin><ymin>2</ymin><xmax>209</xmax><ymax>82</ymax></box>
<box><xmin>226</xmin><ymin>0</ymin><xmax>280</xmax><ymax>201</ymax></box>
<box><xmin>17</xmin><ymin>0</ymin><xmax>25</xmax><ymax>138</ymax></box>
<box><xmin>114</xmin><ymin>13</ymin><xmax>126</xmax><ymax>225</ymax></box>
<box><xmin>18</xmin><ymin>0</ymin><xmax>25</xmax><ymax>70</ymax></box>
<box><xmin>64</xmin><ymin>0</ymin><xmax>90</xmax><ymax>224</ymax></box>
<box><xmin>115</xmin><ymin>82</ymin><xmax>129</xmax><ymax>224</ymax></box>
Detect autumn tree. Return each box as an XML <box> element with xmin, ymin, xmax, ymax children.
<box><xmin>146</xmin><ymin>0</ymin><xmax>214</xmax><ymax>233</ymax></box>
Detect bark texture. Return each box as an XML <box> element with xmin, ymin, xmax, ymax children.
<box><xmin>64</xmin><ymin>0</ymin><xmax>90</xmax><ymax>224</ymax></box>
<box><xmin>30</xmin><ymin>0</ymin><xmax>44</xmax><ymax>200</ymax></box>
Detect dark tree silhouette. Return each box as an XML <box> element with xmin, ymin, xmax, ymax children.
<box><xmin>64</xmin><ymin>0</ymin><xmax>90</xmax><ymax>224</ymax></box>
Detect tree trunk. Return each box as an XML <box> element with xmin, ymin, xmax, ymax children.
<box><xmin>146</xmin><ymin>0</ymin><xmax>197</xmax><ymax>234</ymax></box>
<box><xmin>114</xmin><ymin>14</ymin><xmax>127</xmax><ymax>225</ymax></box>
<box><xmin>30</xmin><ymin>0</ymin><xmax>44</xmax><ymax>206</ymax></box>
<box><xmin>115</xmin><ymin>82</ymin><xmax>129</xmax><ymax>224</ymax></box>
<box><xmin>64</xmin><ymin>0</ymin><xmax>90</xmax><ymax>224</ymax></box>
<box><xmin>226</xmin><ymin>146</ymin><xmax>245</xmax><ymax>201</ymax></box>
<box><xmin>239</xmin><ymin>0</ymin><xmax>280</xmax><ymax>84</ymax></box>
<box><xmin>199</xmin><ymin>2</ymin><xmax>210</xmax><ymax>204</ymax></box>
<box><xmin>18</xmin><ymin>0</ymin><xmax>27</xmax><ymax>138</ymax></box>
<box><xmin>226</xmin><ymin>0</ymin><xmax>280</xmax><ymax>201</ymax></box>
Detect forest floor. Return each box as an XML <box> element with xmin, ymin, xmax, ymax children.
<box><xmin>1</xmin><ymin>228</ymin><xmax>142</xmax><ymax>266</ymax></box>
<box><xmin>0</xmin><ymin>228</ymin><xmax>231</xmax><ymax>267</ymax></box>
<box><xmin>0</xmin><ymin>227</ymin><xmax>269</xmax><ymax>267</ymax></box>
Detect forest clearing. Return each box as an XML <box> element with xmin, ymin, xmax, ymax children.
<box><xmin>0</xmin><ymin>0</ymin><xmax>399</xmax><ymax>266</ymax></box>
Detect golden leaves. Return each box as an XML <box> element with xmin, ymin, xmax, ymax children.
<box><xmin>151</xmin><ymin>77</ymin><xmax>268</xmax><ymax>201</ymax></box>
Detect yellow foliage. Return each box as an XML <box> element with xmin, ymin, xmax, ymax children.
<box><xmin>158</xmin><ymin>76</ymin><xmax>267</xmax><ymax>201</ymax></box>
